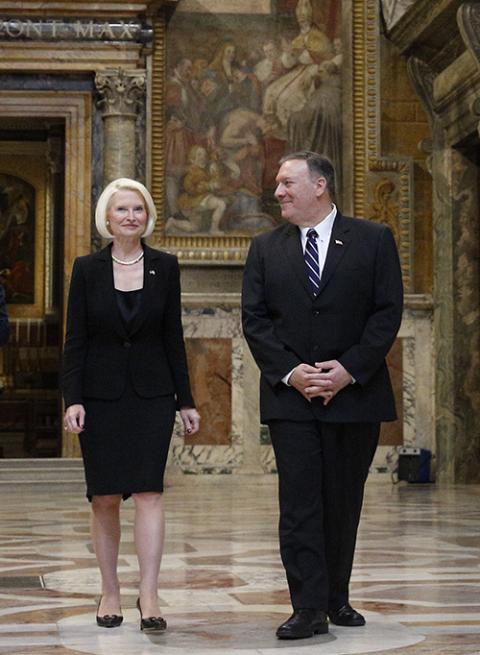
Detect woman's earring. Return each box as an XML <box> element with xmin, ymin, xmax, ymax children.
<box><xmin>106</xmin><ymin>220</ymin><xmax>110</xmax><ymax>225</ymax></box>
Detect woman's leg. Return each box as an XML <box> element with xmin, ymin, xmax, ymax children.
<box><xmin>132</xmin><ymin>492</ymin><xmax>165</xmax><ymax>616</ymax></box>
<box><xmin>91</xmin><ymin>494</ymin><xmax>122</xmax><ymax>615</ymax></box>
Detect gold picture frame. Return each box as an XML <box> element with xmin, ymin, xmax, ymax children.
<box><xmin>0</xmin><ymin>142</ymin><xmax>47</xmax><ymax>318</ymax></box>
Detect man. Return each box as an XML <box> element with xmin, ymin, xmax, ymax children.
<box><xmin>0</xmin><ymin>284</ymin><xmax>9</xmax><ymax>347</ymax></box>
<box><xmin>242</xmin><ymin>151</ymin><xmax>403</xmax><ymax>640</ymax></box>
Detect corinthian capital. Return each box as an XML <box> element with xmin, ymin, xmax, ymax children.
<box><xmin>95</xmin><ymin>68</ymin><xmax>146</xmax><ymax>118</ymax></box>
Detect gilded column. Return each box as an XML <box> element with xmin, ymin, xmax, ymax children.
<box><xmin>95</xmin><ymin>68</ymin><xmax>146</xmax><ymax>183</ymax></box>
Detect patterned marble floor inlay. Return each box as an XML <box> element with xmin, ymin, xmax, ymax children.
<box><xmin>0</xmin><ymin>476</ymin><xmax>479</xmax><ymax>654</ymax></box>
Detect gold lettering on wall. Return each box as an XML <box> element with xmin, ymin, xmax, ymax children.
<box><xmin>75</xmin><ymin>20</ymin><xmax>95</xmax><ymax>39</ymax></box>
<box><xmin>0</xmin><ymin>19</ymin><xmax>144</xmax><ymax>41</ymax></box>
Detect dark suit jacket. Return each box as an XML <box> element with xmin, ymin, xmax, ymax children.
<box><xmin>62</xmin><ymin>244</ymin><xmax>194</xmax><ymax>410</ymax></box>
<box><xmin>242</xmin><ymin>212</ymin><xmax>404</xmax><ymax>423</ymax></box>
<box><xmin>0</xmin><ymin>285</ymin><xmax>9</xmax><ymax>347</ymax></box>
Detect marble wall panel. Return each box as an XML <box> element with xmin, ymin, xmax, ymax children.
<box><xmin>184</xmin><ymin>338</ymin><xmax>232</xmax><ymax>446</ymax></box>
<box><xmin>168</xmin><ymin>302</ymin><xmax>244</xmax><ymax>474</ymax></box>
<box><xmin>380</xmin><ymin>338</ymin><xmax>403</xmax><ymax>446</ymax></box>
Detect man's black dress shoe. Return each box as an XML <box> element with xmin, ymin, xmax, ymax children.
<box><xmin>136</xmin><ymin>598</ymin><xmax>167</xmax><ymax>633</ymax></box>
<box><xmin>328</xmin><ymin>604</ymin><xmax>365</xmax><ymax>626</ymax></box>
<box><xmin>96</xmin><ymin>597</ymin><xmax>123</xmax><ymax>628</ymax></box>
<box><xmin>276</xmin><ymin>608</ymin><xmax>328</xmax><ymax>639</ymax></box>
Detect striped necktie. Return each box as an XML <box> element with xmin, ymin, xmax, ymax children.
<box><xmin>305</xmin><ymin>228</ymin><xmax>320</xmax><ymax>296</ymax></box>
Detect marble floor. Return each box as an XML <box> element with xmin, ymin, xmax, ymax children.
<box><xmin>1</xmin><ymin>475</ymin><xmax>480</xmax><ymax>655</ymax></box>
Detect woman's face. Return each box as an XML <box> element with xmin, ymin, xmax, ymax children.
<box><xmin>106</xmin><ymin>189</ymin><xmax>148</xmax><ymax>240</ymax></box>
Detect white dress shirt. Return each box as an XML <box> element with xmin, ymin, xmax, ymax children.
<box><xmin>299</xmin><ymin>204</ymin><xmax>337</xmax><ymax>277</ymax></box>
<box><xmin>282</xmin><ymin>205</ymin><xmax>345</xmax><ymax>386</ymax></box>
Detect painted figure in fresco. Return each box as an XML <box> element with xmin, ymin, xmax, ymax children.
<box><xmin>218</xmin><ymin>108</ymin><xmax>276</xmax><ymax>231</ymax></box>
<box><xmin>62</xmin><ymin>178</ymin><xmax>200</xmax><ymax>632</ymax></box>
<box><xmin>262</xmin><ymin>0</ymin><xmax>333</xmax><ymax>136</ymax></box>
<box><xmin>0</xmin><ymin>284</ymin><xmax>9</xmax><ymax>347</ymax></box>
<box><xmin>242</xmin><ymin>151</ymin><xmax>403</xmax><ymax>639</ymax></box>
<box><xmin>254</xmin><ymin>40</ymin><xmax>286</xmax><ymax>89</ymax></box>
<box><xmin>0</xmin><ymin>178</ymin><xmax>35</xmax><ymax>304</ymax></box>
<box><xmin>287</xmin><ymin>38</ymin><xmax>343</xmax><ymax>189</ymax></box>
<box><xmin>165</xmin><ymin>109</ymin><xmax>196</xmax><ymax>220</ymax></box>
<box><xmin>198</xmin><ymin>72</ymin><xmax>236</xmax><ymax>142</ymax></box>
<box><xmin>170</xmin><ymin>145</ymin><xmax>227</xmax><ymax>235</ymax></box>
<box><xmin>231</xmin><ymin>64</ymin><xmax>262</xmax><ymax>114</ymax></box>
<box><xmin>219</xmin><ymin>108</ymin><xmax>266</xmax><ymax>197</ymax></box>
<box><xmin>166</xmin><ymin>57</ymin><xmax>203</xmax><ymax>133</ymax></box>
<box><xmin>208</xmin><ymin>40</ymin><xmax>237</xmax><ymax>89</ymax></box>
<box><xmin>165</xmin><ymin>57</ymin><xmax>205</xmax><ymax>219</ymax></box>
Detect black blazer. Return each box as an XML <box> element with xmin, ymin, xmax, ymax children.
<box><xmin>0</xmin><ymin>285</ymin><xmax>9</xmax><ymax>347</ymax></box>
<box><xmin>242</xmin><ymin>212</ymin><xmax>404</xmax><ymax>423</ymax></box>
<box><xmin>62</xmin><ymin>244</ymin><xmax>194</xmax><ymax>410</ymax></box>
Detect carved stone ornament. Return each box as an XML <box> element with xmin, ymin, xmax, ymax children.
<box><xmin>369</xmin><ymin>178</ymin><xmax>400</xmax><ymax>244</ymax></box>
<box><xmin>95</xmin><ymin>69</ymin><xmax>146</xmax><ymax>118</ymax></box>
<box><xmin>407</xmin><ymin>56</ymin><xmax>436</xmax><ymax>125</ymax></box>
<box><xmin>458</xmin><ymin>2</ymin><xmax>480</xmax><ymax>66</ymax></box>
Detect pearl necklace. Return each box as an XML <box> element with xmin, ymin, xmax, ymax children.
<box><xmin>111</xmin><ymin>250</ymin><xmax>144</xmax><ymax>266</ymax></box>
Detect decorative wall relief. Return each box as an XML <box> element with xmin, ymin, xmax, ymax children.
<box><xmin>184</xmin><ymin>338</ymin><xmax>232</xmax><ymax>446</ymax></box>
<box><xmin>368</xmin><ymin>177</ymin><xmax>400</xmax><ymax>243</ymax></box>
<box><xmin>380</xmin><ymin>0</ymin><xmax>416</xmax><ymax>32</ymax></box>
<box><xmin>152</xmin><ymin>0</ymin><xmax>342</xmax><ymax>261</ymax></box>
<box><xmin>352</xmin><ymin>0</ymin><xmax>415</xmax><ymax>291</ymax></box>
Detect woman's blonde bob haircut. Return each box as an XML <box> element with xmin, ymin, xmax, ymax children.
<box><xmin>95</xmin><ymin>178</ymin><xmax>157</xmax><ymax>239</ymax></box>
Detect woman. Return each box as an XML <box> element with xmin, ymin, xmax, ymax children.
<box><xmin>208</xmin><ymin>40</ymin><xmax>237</xmax><ymax>87</ymax></box>
<box><xmin>62</xmin><ymin>178</ymin><xmax>200</xmax><ymax>632</ymax></box>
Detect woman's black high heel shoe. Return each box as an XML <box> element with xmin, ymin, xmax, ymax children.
<box><xmin>96</xmin><ymin>596</ymin><xmax>123</xmax><ymax>628</ymax></box>
<box><xmin>136</xmin><ymin>597</ymin><xmax>167</xmax><ymax>633</ymax></box>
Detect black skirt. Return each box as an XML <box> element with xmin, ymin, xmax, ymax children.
<box><xmin>79</xmin><ymin>380</ymin><xmax>176</xmax><ymax>500</ymax></box>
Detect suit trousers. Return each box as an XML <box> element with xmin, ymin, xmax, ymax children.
<box><xmin>268</xmin><ymin>419</ymin><xmax>379</xmax><ymax>611</ymax></box>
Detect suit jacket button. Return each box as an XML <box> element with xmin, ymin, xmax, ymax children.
<box><xmin>313</xmin><ymin>310</ymin><xmax>320</xmax><ymax>316</ymax></box>
<box><xmin>123</xmin><ymin>340</ymin><xmax>131</xmax><ymax>348</ymax></box>
<box><xmin>312</xmin><ymin>345</ymin><xmax>319</xmax><ymax>352</ymax></box>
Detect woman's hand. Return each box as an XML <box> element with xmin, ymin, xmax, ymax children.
<box><xmin>64</xmin><ymin>404</ymin><xmax>86</xmax><ymax>434</ymax></box>
<box><xmin>179</xmin><ymin>407</ymin><xmax>201</xmax><ymax>435</ymax></box>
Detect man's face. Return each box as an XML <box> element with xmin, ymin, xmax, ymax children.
<box><xmin>264</xmin><ymin>43</ymin><xmax>277</xmax><ymax>61</ymax></box>
<box><xmin>274</xmin><ymin>159</ymin><xmax>325</xmax><ymax>226</ymax></box>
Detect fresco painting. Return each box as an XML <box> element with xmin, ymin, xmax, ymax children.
<box><xmin>165</xmin><ymin>0</ymin><xmax>342</xmax><ymax>237</ymax></box>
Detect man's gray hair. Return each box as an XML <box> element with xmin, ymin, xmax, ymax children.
<box><xmin>279</xmin><ymin>151</ymin><xmax>336</xmax><ymax>197</ymax></box>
